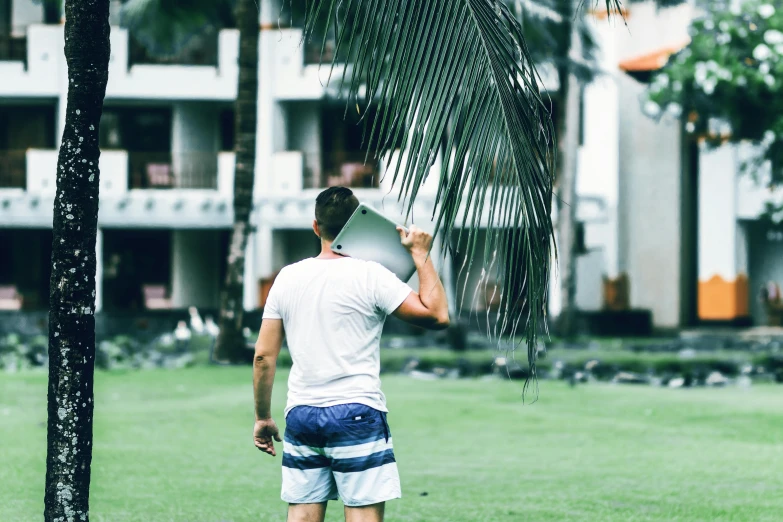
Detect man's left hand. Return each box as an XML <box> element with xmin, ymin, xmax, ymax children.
<box><xmin>254</xmin><ymin>418</ymin><xmax>282</xmax><ymax>457</ymax></box>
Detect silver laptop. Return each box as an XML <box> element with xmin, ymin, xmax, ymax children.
<box><xmin>331</xmin><ymin>203</ymin><xmax>417</xmax><ymax>281</ymax></box>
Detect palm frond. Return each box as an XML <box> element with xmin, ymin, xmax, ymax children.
<box><xmin>299</xmin><ymin>0</ymin><xmax>557</xmax><ymax>384</ymax></box>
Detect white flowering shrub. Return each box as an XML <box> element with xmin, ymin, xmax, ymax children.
<box><xmin>646</xmin><ymin>0</ymin><xmax>783</xmax><ymax>182</ymax></box>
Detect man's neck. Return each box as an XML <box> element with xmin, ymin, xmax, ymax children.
<box><xmin>316</xmin><ymin>240</ymin><xmax>346</xmax><ymax>259</ymax></box>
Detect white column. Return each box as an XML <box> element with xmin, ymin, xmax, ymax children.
<box><xmin>171</xmin><ymin>230</ymin><xmax>221</xmax><ymax>308</ymax></box>
<box><xmin>548</xmin><ymin>227</ymin><xmax>562</xmax><ymax>318</ymax></box>
<box><xmin>243</xmin><ymin>229</ymin><xmax>257</xmax><ymax>311</ymax></box>
<box><xmin>577</xmin><ymin>15</ymin><xmax>621</xmax><ymax>315</ymax></box>
<box><xmin>435</xmin><ymin>234</ymin><xmax>457</xmax><ymax>315</ymax></box>
<box><xmin>256</xmin><ymin>26</ymin><xmax>281</xmax><ymax>197</ymax></box>
<box><xmin>94</xmin><ymin>229</ymin><xmax>103</xmax><ymax>312</ymax></box>
<box><xmin>57</xmin><ymin>98</ymin><xmax>67</xmax><ymax>147</ymax></box>
<box><xmin>698</xmin><ymin>143</ymin><xmax>747</xmax><ymax>320</ymax></box>
<box><xmin>255</xmin><ymin>222</ymin><xmax>274</xmax><ymax>279</ymax></box>
<box><xmin>171</xmin><ymin>102</ymin><xmax>219</xmax><ymax>186</ymax></box>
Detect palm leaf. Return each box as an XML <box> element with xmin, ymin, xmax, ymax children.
<box><xmin>298</xmin><ymin>0</ymin><xmax>563</xmax><ymax>386</ymax></box>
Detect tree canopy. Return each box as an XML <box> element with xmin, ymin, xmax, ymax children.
<box><xmin>645</xmin><ymin>0</ymin><xmax>783</xmax><ymax>183</ymax></box>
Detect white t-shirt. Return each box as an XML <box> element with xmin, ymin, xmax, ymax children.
<box><xmin>262</xmin><ymin>257</ymin><xmax>412</xmax><ymax>416</ymax></box>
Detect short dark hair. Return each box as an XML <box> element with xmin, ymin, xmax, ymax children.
<box><xmin>315</xmin><ymin>187</ymin><xmax>359</xmax><ymax>241</ymax></box>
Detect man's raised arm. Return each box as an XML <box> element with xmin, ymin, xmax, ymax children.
<box><xmin>392</xmin><ymin>225</ymin><xmax>450</xmax><ymax>330</ymax></box>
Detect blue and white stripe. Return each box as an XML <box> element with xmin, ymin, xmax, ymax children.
<box><xmin>280</xmin><ymin>403</ymin><xmax>402</xmax><ymax>507</ymax></box>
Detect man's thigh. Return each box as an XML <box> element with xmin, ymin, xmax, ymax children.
<box><xmin>283</xmin><ymin>407</ymin><xmax>339</xmax><ymax>504</ymax></box>
<box><xmin>287</xmin><ymin>502</ymin><xmax>327</xmax><ymax>522</ymax></box>
<box><xmin>324</xmin><ymin>404</ymin><xmax>401</xmax><ymax>507</ymax></box>
<box><xmin>344</xmin><ymin>502</ymin><xmax>385</xmax><ymax>522</ymax></box>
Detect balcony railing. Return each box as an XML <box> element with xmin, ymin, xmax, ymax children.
<box><xmin>0</xmin><ymin>35</ymin><xmax>27</xmax><ymax>64</ymax></box>
<box><xmin>127</xmin><ymin>151</ymin><xmax>219</xmax><ymax>189</ymax></box>
<box><xmin>0</xmin><ymin>150</ymin><xmax>26</xmax><ymax>189</ymax></box>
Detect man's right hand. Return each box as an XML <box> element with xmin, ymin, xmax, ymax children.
<box><xmin>392</xmin><ymin>224</ymin><xmax>450</xmax><ymax>330</ymax></box>
<box><xmin>254</xmin><ymin>418</ymin><xmax>282</xmax><ymax>457</ymax></box>
<box><xmin>397</xmin><ymin>225</ymin><xmax>432</xmax><ymax>261</ymax></box>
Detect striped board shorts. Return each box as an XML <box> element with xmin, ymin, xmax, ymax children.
<box><xmin>282</xmin><ymin>403</ymin><xmax>401</xmax><ymax>507</ymax></box>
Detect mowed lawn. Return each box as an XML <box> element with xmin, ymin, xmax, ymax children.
<box><xmin>1</xmin><ymin>367</ymin><xmax>782</xmax><ymax>522</ymax></box>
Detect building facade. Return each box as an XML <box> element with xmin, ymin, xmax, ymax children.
<box><xmin>1</xmin><ymin>0</ymin><xmax>775</xmax><ymax>330</ymax></box>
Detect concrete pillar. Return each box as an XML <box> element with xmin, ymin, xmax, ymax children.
<box><xmin>285</xmin><ymin>101</ymin><xmax>321</xmax><ymax>189</ymax></box>
<box><xmin>57</xmin><ymin>98</ymin><xmax>67</xmax><ymax>147</ymax></box>
<box><xmin>576</xmin><ymin>17</ymin><xmax>621</xmax><ymax>310</ymax></box>
<box><xmin>171</xmin><ymin>102</ymin><xmax>219</xmax><ymax>187</ymax></box>
<box><xmin>432</xmin><ymin>233</ymin><xmax>459</xmax><ymax>315</ymax></box>
<box><xmin>256</xmin><ymin>223</ymin><xmax>274</xmax><ymax>275</ymax></box>
<box><xmin>243</xmin><ymin>229</ymin><xmax>257</xmax><ymax>311</ymax></box>
<box><xmin>548</xmin><ymin>234</ymin><xmax>562</xmax><ymax>318</ymax></box>
<box><xmin>170</xmin><ymin>230</ymin><xmax>222</xmax><ymax>309</ymax></box>
<box><xmin>94</xmin><ymin>229</ymin><xmax>103</xmax><ymax>312</ymax></box>
<box><xmin>617</xmin><ymin>73</ymin><xmax>684</xmax><ymax>327</ymax></box>
<box><xmin>256</xmin><ymin>27</ymin><xmax>285</xmax><ymax>197</ymax></box>
<box><xmin>11</xmin><ymin>0</ymin><xmax>43</xmax><ymax>36</ymax></box>
<box><xmin>698</xmin><ymin>143</ymin><xmax>748</xmax><ymax>320</ymax></box>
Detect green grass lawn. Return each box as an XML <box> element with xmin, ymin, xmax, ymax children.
<box><xmin>1</xmin><ymin>368</ymin><xmax>782</xmax><ymax>522</ymax></box>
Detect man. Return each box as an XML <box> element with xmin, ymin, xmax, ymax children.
<box><xmin>253</xmin><ymin>186</ymin><xmax>449</xmax><ymax>522</ymax></box>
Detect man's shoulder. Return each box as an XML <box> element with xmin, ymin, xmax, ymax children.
<box><xmin>279</xmin><ymin>258</ymin><xmax>315</xmax><ymax>273</ymax></box>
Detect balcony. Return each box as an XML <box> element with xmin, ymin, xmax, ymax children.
<box><xmin>106</xmin><ymin>28</ymin><xmax>238</xmax><ymax>100</ymax></box>
<box><xmin>0</xmin><ymin>25</ymin><xmax>61</xmax><ymax>96</ymax></box>
<box><xmin>23</xmin><ymin>149</ymin><xmax>234</xmax><ymax>194</ymax></box>
<box><xmin>268</xmin><ymin>150</ymin><xmax>381</xmax><ymax>195</ymax></box>
<box><xmin>128</xmin><ymin>152</ymin><xmax>220</xmax><ymax>190</ymax></box>
<box><xmin>9</xmin><ymin>149</ymin><xmax>235</xmax><ymax>227</ymax></box>
<box><xmin>270</xmin><ymin>28</ymin><xmax>347</xmax><ymax>101</ymax></box>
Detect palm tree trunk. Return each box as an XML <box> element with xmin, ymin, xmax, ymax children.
<box><xmin>44</xmin><ymin>0</ymin><xmax>110</xmax><ymax>520</ymax></box>
<box><xmin>215</xmin><ymin>0</ymin><xmax>259</xmax><ymax>364</ymax></box>
<box><xmin>555</xmin><ymin>0</ymin><xmax>581</xmax><ymax>338</ymax></box>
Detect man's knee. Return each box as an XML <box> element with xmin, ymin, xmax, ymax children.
<box><xmin>344</xmin><ymin>502</ymin><xmax>385</xmax><ymax>522</ymax></box>
<box><xmin>287</xmin><ymin>502</ymin><xmax>327</xmax><ymax>522</ymax></box>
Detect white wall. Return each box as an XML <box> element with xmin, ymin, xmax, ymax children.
<box><xmin>618</xmin><ymin>74</ymin><xmax>683</xmax><ymax>327</ymax></box>
<box><xmin>616</xmin><ymin>1</ymin><xmax>693</xmax><ymax>62</ymax></box>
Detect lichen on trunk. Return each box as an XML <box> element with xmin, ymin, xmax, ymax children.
<box><xmin>44</xmin><ymin>1</ymin><xmax>110</xmax><ymax>521</ymax></box>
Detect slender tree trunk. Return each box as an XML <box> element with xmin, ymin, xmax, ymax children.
<box><xmin>215</xmin><ymin>0</ymin><xmax>259</xmax><ymax>363</ymax></box>
<box><xmin>555</xmin><ymin>0</ymin><xmax>581</xmax><ymax>338</ymax></box>
<box><xmin>44</xmin><ymin>1</ymin><xmax>110</xmax><ymax>520</ymax></box>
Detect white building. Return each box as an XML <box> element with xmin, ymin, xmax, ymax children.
<box><xmin>578</xmin><ymin>0</ymin><xmax>782</xmax><ymax>329</ymax></box>
<box><xmin>0</xmin><ymin>0</ymin><xmax>453</xmax><ymax>317</ymax></box>
<box><xmin>1</xmin><ymin>0</ymin><xmax>773</xmax><ymax>330</ymax></box>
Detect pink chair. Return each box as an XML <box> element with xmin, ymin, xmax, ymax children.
<box><xmin>0</xmin><ymin>285</ymin><xmax>23</xmax><ymax>310</ymax></box>
<box><xmin>146</xmin><ymin>163</ymin><xmax>174</xmax><ymax>187</ymax></box>
<box><xmin>143</xmin><ymin>285</ymin><xmax>173</xmax><ymax>309</ymax></box>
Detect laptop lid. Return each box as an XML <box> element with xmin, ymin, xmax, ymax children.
<box><xmin>330</xmin><ymin>203</ymin><xmax>417</xmax><ymax>282</ymax></box>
